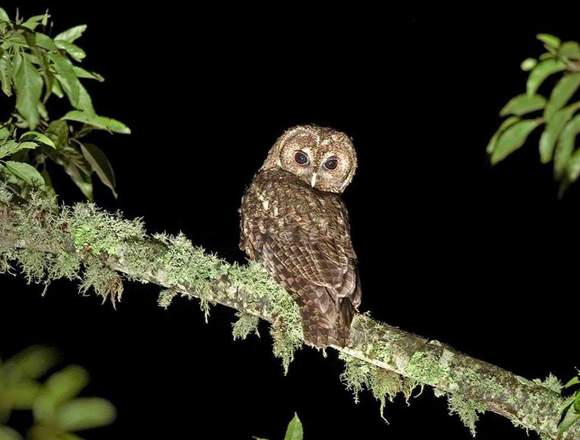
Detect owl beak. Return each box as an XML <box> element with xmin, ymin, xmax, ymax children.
<box><xmin>310</xmin><ymin>172</ymin><xmax>318</xmax><ymax>188</ymax></box>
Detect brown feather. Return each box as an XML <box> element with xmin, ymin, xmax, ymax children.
<box><xmin>240</xmin><ymin>166</ymin><xmax>361</xmax><ymax>348</ymax></box>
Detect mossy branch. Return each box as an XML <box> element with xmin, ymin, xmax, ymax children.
<box><xmin>0</xmin><ymin>191</ymin><xmax>576</xmax><ymax>439</ymax></box>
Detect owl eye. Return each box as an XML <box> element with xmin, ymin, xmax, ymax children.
<box><xmin>324</xmin><ymin>157</ymin><xmax>338</xmax><ymax>170</ymax></box>
<box><xmin>294</xmin><ymin>151</ymin><xmax>309</xmax><ymax>165</ymax></box>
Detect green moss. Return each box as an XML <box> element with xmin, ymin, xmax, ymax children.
<box><xmin>533</xmin><ymin>373</ymin><xmax>563</xmax><ymax>394</ymax></box>
<box><xmin>0</xmin><ymin>185</ymin><xmax>12</xmax><ymax>203</ymax></box>
<box><xmin>340</xmin><ymin>354</ymin><xmax>371</xmax><ymax>403</ymax></box>
<box><xmin>3</xmin><ymin>190</ymin><xmax>305</xmax><ymax>371</ymax></box>
<box><xmin>340</xmin><ymin>353</ymin><xmax>406</xmax><ymax>422</ymax></box>
<box><xmin>0</xmin><ymin>253</ymin><xmax>11</xmax><ymax>273</ymax></box>
<box><xmin>406</xmin><ymin>351</ymin><xmax>449</xmax><ymax>385</ymax></box>
<box><xmin>0</xmin><ymin>190</ymin><xmax>83</xmax><ymax>292</ymax></box>
<box><xmin>227</xmin><ymin>261</ymin><xmax>303</xmax><ymax>371</ymax></box>
<box><xmin>152</xmin><ymin>233</ymin><xmax>221</xmax><ymax>288</ymax></box>
<box><xmin>270</xmin><ymin>322</ymin><xmax>302</xmax><ymax>375</ymax></box>
<box><xmin>79</xmin><ymin>261</ymin><xmax>123</xmax><ymax>305</ymax></box>
<box><xmin>447</xmin><ymin>393</ymin><xmax>486</xmax><ymax>437</ymax></box>
<box><xmin>369</xmin><ymin>369</ymin><xmax>403</xmax><ymax>422</ymax></box>
<box><xmin>48</xmin><ymin>251</ymin><xmax>81</xmax><ymax>281</ymax></box>
<box><xmin>451</xmin><ymin>366</ymin><xmax>505</xmax><ymax>399</ymax></box>
<box><xmin>69</xmin><ymin>204</ymin><xmax>145</xmax><ymax>256</ymax></box>
<box><xmin>15</xmin><ymin>249</ymin><xmax>81</xmax><ymax>292</ymax></box>
<box><xmin>511</xmin><ymin>380</ymin><xmax>562</xmax><ymax>435</ymax></box>
<box><xmin>158</xmin><ymin>288</ymin><xmax>178</xmax><ymax>309</ymax></box>
<box><xmin>401</xmin><ymin>377</ymin><xmax>420</xmax><ymax>403</ymax></box>
<box><xmin>15</xmin><ymin>249</ymin><xmax>47</xmax><ymax>285</ymax></box>
<box><xmin>124</xmin><ymin>230</ymin><xmax>302</xmax><ymax>370</ymax></box>
<box><xmin>1</xmin><ymin>189</ymin><xmax>574</xmax><ymax>438</ymax></box>
<box><xmin>232</xmin><ymin>312</ymin><xmax>260</xmax><ymax>341</ymax></box>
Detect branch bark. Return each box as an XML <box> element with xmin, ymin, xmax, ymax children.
<box><xmin>0</xmin><ymin>195</ymin><xmax>576</xmax><ymax>439</ymax></box>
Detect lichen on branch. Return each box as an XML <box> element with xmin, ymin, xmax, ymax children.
<box><xmin>0</xmin><ymin>190</ymin><xmax>577</xmax><ymax>439</ymax></box>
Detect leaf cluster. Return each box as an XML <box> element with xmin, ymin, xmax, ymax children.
<box><xmin>487</xmin><ymin>34</ymin><xmax>580</xmax><ymax>193</ymax></box>
<box><xmin>559</xmin><ymin>373</ymin><xmax>580</xmax><ymax>435</ymax></box>
<box><xmin>0</xmin><ymin>8</ymin><xmax>129</xmax><ymax>200</ymax></box>
<box><xmin>0</xmin><ymin>346</ymin><xmax>115</xmax><ymax>440</ymax></box>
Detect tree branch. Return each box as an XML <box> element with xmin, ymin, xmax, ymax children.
<box><xmin>0</xmin><ymin>192</ymin><xmax>575</xmax><ymax>439</ymax></box>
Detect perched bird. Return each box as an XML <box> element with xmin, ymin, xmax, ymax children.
<box><xmin>239</xmin><ymin>125</ymin><xmax>361</xmax><ymax>348</ymax></box>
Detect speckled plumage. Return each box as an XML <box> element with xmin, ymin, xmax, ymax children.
<box><xmin>240</xmin><ymin>125</ymin><xmax>361</xmax><ymax>347</ymax></box>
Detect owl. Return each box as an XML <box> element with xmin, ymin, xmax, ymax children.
<box><xmin>239</xmin><ymin>125</ymin><xmax>361</xmax><ymax>348</ymax></box>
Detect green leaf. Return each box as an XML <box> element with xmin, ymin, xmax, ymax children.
<box><xmin>500</xmin><ymin>94</ymin><xmax>546</xmax><ymax>116</ymax></box>
<box><xmin>9</xmin><ymin>380</ymin><xmax>41</xmax><ymax>409</ymax></box>
<box><xmin>0</xmin><ymin>426</ymin><xmax>22</xmax><ymax>440</ymax></box>
<box><xmin>4</xmin><ymin>346</ymin><xmax>58</xmax><ymax>380</ymax></box>
<box><xmin>76</xmin><ymin>82</ymin><xmax>95</xmax><ymax>115</ymax></box>
<box><xmin>491</xmin><ymin>120</ymin><xmax>541</xmax><ymax>164</ymax></box>
<box><xmin>38</xmin><ymin>100</ymin><xmax>48</xmax><ymax>120</ymax></box>
<box><xmin>55</xmin><ymin>398</ymin><xmax>116</xmax><ymax>431</ymax></box>
<box><xmin>62</xmin><ymin>162</ymin><xmax>93</xmax><ymax>200</ymax></box>
<box><xmin>80</xmin><ymin>143</ymin><xmax>117</xmax><ymax>197</ymax></box>
<box><xmin>559</xmin><ymin>404</ymin><xmax>580</xmax><ymax>434</ymax></box>
<box><xmin>14</xmin><ymin>53</ymin><xmax>43</xmax><ymax>129</ymax></box>
<box><xmin>20</xmin><ymin>131</ymin><xmax>56</xmax><ymax>148</ymax></box>
<box><xmin>566</xmin><ymin>165</ymin><xmax>580</xmax><ymax>190</ymax></box>
<box><xmin>34</xmin><ymin>366</ymin><xmax>90</xmax><ymax>423</ymax></box>
<box><xmin>62</xmin><ymin>111</ymin><xmax>130</xmax><ymax>134</ymax></box>
<box><xmin>560</xmin><ymin>395</ymin><xmax>576</xmax><ymax>413</ymax></box>
<box><xmin>540</xmin><ymin>103</ymin><xmax>580</xmax><ymax>163</ymax></box>
<box><xmin>49</xmin><ymin>53</ymin><xmax>79</xmax><ymax>109</ymax></box>
<box><xmin>46</xmin><ymin>120</ymin><xmax>69</xmax><ymax>148</ymax></box>
<box><xmin>544</xmin><ymin>73</ymin><xmax>580</xmax><ymax>121</ymax></box>
<box><xmin>574</xmin><ymin>392</ymin><xmax>580</xmax><ymax>413</ymax></box>
<box><xmin>486</xmin><ymin>116</ymin><xmax>520</xmax><ymax>154</ymax></box>
<box><xmin>55</xmin><ymin>25</ymin><xmax>87</xmax><ymax>43</ymax></box>
<box><xmin>560</xmin><ymin>41</ymin><xmax>580</xmax><ymax>60</ymax></box>
<box><xmin>30</xmin><ymin>49</ymin><xmax>54</xmax><ymax>102</ymax></box>
<box><xmin>28</xmin><ymin>426</ymin><xmax>82</xmax><ymax>440</ymax></box>
<box><xmin>44</xmin><ymin>366</ymin><xmax>89</xmax><ymax>404</ymax></box>
<box><xmin>284</xmin><ymin>414</ymin><xmax>303</xmax><ymax>440</ymax></box>
<box><xmin>0</xmin><ymin>8</ymin><xmax>10</xmax><ymax>22</ymax></box>
<box><xmin>0</xmin><ymin>54</ymin><xmax>12</xmax><ymax>97</ymax></box>
<box><xmin>527</xmin><ymin>58</ymin><xmax>566</xmax><ymax>95</ymax></box>
<box><xmin>3</xmin><ymin>161</ymin><xmax>45</xmax><ymax>187</ymax></box>
<box><xmin>555</xmin><ymin>115</ymin><xmax>580</xmax><ymax>178</ymax></box>
<box><xmin>537</xmin><ymin>33</ymin><xmax>561</xmax><ymax>49</ymax></box>
<box><xmin>520</xmin><ymin>58</ymin><xmax>537</xmax><ymax>71</ymax></box>
<box><xmin>0</xmin><ymin>141</ymin><xmax>38</xmax><ymax>159</ymax></box>
<box><xmin>21</xmin><ymin>13</ymin><xmax>50</xmax><ymax>31</ymax></box>
<box><xmin>51</xmin><ymin>80</ymin><xmax>64</xmax><ymax>98</ymax></box>
<box><xmin>5</xmin><ymin>33</ymin><xmax>27</xmax><ymax>47</ymax></box>
<box><xmin>55</xmin><ymin>40</ymin><xmax>86</xmax><ymax>62</ymax></box>
<box><xmin>40</xmin><ymin>168</ymin><xmax>56</xmax><ymax>198</ymax></box>
<box><xmin>34</xmin><ymin>32</ymin><xmax>59</xmax><ymax>51</ymax></box>
<box><xmin>0</xmin><ymin>126</ymin><xmax>9</xmax><ymax>140</ymax></box>
<box><xmin>564</xmin><ymin>376</ymin><xmax>580</xmax><ymax>389</ymax></box>
<box><xmin>73</xmin><ymin>66</ymin><xmax>104</xmax><ymax>82</ymax></box>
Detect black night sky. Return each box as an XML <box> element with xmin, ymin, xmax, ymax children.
<box><xmin>1</xmin><ymin>3</ymin><xmax>579</xmax><ymax>439</ymax></box>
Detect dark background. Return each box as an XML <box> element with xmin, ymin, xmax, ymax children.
<box><xmin>1</xmin><ymin>3</ymin><xmax>579</xmax><ymax>439</ymax></box>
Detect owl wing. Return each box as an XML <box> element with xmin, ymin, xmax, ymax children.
<box><xmin>263</xmin><ymin>205</ymin><xmax>358</xmax><ymax>300</ymax></box>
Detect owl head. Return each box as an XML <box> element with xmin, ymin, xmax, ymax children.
<box><xmin>261</xmin><ymin>125</ymin><xmax>357</xmax><ymax>193</ymax></box>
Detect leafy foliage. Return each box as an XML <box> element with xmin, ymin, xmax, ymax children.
<box><xmin>0</xmin><ymin>8</ymin><xmax>129</xmax><ymax>200</ymax></box>
<box><xmin>487</xmin><ymin>33</ymin><xmax>580</xmax><ymax>192</ymax></box>
<box><xmin>253</xmin><ymin>413</ymin><xmax>303</xmax><ymax>440</ymax></box>
<box><xmin>0</xmin><ymin>346</ymin><xmax>116</xmax><ymax>440</ymax></box>
<box><xmin>283</xmin><ymin>414</ymin><xmax>303</xmax><ymax>440</ymax></box>
<box><xmin>559</xmin><ymin>372</ymin><xmax>580</xmax><ymax>435</ymax></box>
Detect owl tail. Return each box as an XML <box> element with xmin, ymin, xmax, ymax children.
<box><xmin>301</xmin><ymin>298</ymin><xmax>356</xmax><ymax>348</ymax></box>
